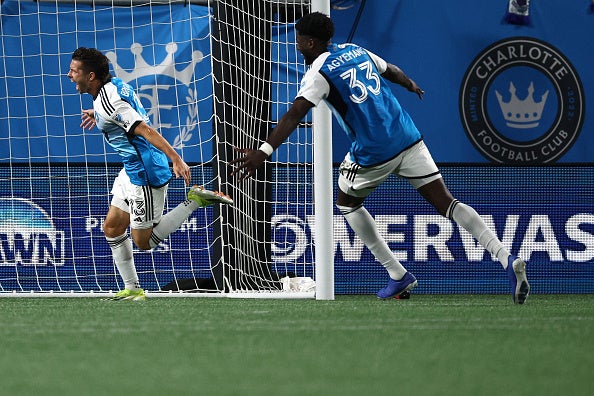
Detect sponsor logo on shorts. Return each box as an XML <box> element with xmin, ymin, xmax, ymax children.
<box><xmin>459</xmin><ymin>37</ymin><xmax>584</xmax><ymax>163</ymax></box>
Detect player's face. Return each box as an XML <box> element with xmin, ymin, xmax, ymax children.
<box><xmin>296</xmin><ymin>32</ymin><xmax>316</xmax><ymax>65</ymax></box>
<box><xmin>67</xmin><ymin>60</ymin><xmax>92</xmax><ymax>94</ymax></box>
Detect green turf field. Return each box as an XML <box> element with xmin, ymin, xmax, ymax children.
<box><xmin>1</xmin><ymin>294</ymin><xmax>592</xmax><ymax>396</ymax></box>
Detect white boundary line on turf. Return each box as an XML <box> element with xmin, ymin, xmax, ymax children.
<box><xmin>0</xmin><ymin>291</ymin><xmax>316</xmax><ymax>299</ymax></box>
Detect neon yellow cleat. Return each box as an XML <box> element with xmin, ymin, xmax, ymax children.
<box><xmin>188</xmin><ymin>185</ymin><xmax>233</xmax><ymax>207</ymax></box>
<box><xmin>104</xmin><ymin>288</ymin><xmax>146</xmax><ymax>301</ymax></box>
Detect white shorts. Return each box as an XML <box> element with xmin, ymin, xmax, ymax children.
<box><xmin>110</xmin><ymin>168</ymin><xmax>168</xmax><ymax>230</ymax></box>
<box><xmin>338</xmin><ymin>140</ymin><xmax>442</xmax><ymax>198</ymax></box>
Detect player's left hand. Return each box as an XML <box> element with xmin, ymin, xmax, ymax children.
<box><xmin>229</xmin><ymin>148</ymin><xmax>268</xmax><ymax>181</ymax></box>
<box><xmin>414</xmin><ymin>87</ymin><xmax>424</xmax><ymax>99</ymax></box>
<box><xmin>408</xmin><ymin>80</ymin><xmax>424</xmax><ymax>100</ymax></box>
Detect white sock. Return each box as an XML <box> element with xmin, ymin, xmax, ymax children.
<box><xmin>339</xmin><ymin>205</ymin><xmax>407</xmax><ymax>280</ymax></box>
<box><xmin>106</xmin><ymin>233</ymin><xmax>140</xmax><ymax>289</ymax></box>
<box><xmin>149</xmin><ymin>199</ymin><xmax>198</xmax><ymax>249</ymax></box>
<box><xmin>447</xmin><ymin>200</ymin><xmax>510</xmax><ymax>268</ymax></box>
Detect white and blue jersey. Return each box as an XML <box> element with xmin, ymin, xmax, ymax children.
<box><xmin>93</xmin><ymin>77</ymin><xmax>172</xmax><ymax>187</ymax></box>
<box><xmin>296</xmin><ymin>43</ymin><xmax>422</xmax><ymax>167</ymax></box>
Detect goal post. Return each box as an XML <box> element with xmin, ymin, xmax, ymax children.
<box><xmin>0</xmin><ymin>0</ymin><xmax>333</xmax><ymax>298</ymax></box>
<box><xmin>310</xmin><ymin>0</ymin><xmax>335</xmax><ymax>300</ymax></box>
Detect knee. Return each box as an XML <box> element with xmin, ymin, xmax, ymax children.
<box><xmin>103</xmin><ymin>219</ymin><xmax>126</xmax><ymax>239</ymax></box>
<box><xmin>131</xmin><ymin>233</ymin><xmax>151</xmax><ymax>250</ymax></box>
<box><xmin>134</xmin><ymin>239</ymin><xmax>152</xmax><ymax>251</ymax></box>
<box><xmin>336</xmin><ymin>193</ymin><xmax>365</xmax><ymax>216</ymax></box>
<box><xmin>130</xmin><ymin>229</ymin><xmax>154</xmax><ymax>251</ymax></box>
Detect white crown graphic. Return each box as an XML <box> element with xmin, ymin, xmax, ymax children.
<box><xmin>105</xmin><ymin>42</ymin><xmax>203</xmax><ymax>86</ymax></box>
<box><xmin>495</xmin><ymin>81</ymin><xmax>548</xmax><ymax>129</ymax></box>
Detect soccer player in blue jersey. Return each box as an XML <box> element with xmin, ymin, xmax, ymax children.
<box><xmin>68</xmin><ymin>47</ymin><xmax>232</xmax><ymax>300</ymax></box>
<box><xmin>230</xmin><ymin>12</ymin><xmax>530</xmax><ymax>304</ymax></box>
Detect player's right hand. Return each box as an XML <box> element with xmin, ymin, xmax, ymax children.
<box><xmin>171</xmin><ymin>157</ymin><xmax>192</xmax><ymax>186</ymax></box>
<box><xmin>80</xmin><ymin>109</ymin><xmax>96</xmax><ymax>130</ymax></box>
<box><xmin>229</xmin><ymin>148</ymin><xmax>268</xmax><ymax>181</ymax></box>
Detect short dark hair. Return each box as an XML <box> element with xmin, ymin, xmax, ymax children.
<box><xmin>71</xmin><ymin>47</ymin><xmax>111</xmax><ymax>83</ymax></box>
<box><xmin>295</xmin><ymin>12</ymin><xmax>334</xmax><ymax>42</ymax></box>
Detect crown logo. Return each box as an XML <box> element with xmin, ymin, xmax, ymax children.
<box><xmin>495</xmin><ymin>81</ymin><xmax>548</xmax><ymax>129</ymax></box>
<box><xmin>105</xmin><ymin>42</ymin><xmax>203</xmax><ymax>86</ymax></box>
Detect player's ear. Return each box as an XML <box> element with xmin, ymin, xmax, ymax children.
<box><xmin>88</xmin><ymin>71</ymin><xmax>95</xmax><ymax>81</ymax></box>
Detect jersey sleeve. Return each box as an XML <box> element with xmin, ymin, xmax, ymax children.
<box><xmin>296</xmin><ymin>71</ymin><xmax>329</xmax><ymax>106</ymax></box>
<box><xmin>295</xmin><ymin>55</ymin><xmax>330</xmax><ymax>106</ymax></box>
<box><xmin>98</xmin><ymin>84</ymin><xmax>144</xmax><ymax>133</ymax></box>
<box><xmin>365</xmin><ymin>49</ymin><xmax>388</xmax><ymax>74</ymax></box>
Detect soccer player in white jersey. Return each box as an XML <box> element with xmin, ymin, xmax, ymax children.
<box><xmin>68</xmin><ymin>47</ymin><xmax>232</xmax><ymax>301</ymax></box>
<box><xmin>230</xmin><ymin>12</ymin><xmax>530</xmax><ymax>304</ymax></box>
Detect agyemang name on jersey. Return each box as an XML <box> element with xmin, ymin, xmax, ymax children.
<box><xmin>297</xmin><ymin>43</ymin><xmax>422</xmax><ymax>167</ymax></box>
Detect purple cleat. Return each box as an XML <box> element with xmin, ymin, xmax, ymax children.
<box><xmin>377</xmin><ymin>272</ymin><xmax>418</xmax><ymax>300</ymax></box>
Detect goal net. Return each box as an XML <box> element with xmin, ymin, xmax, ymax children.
<box><xmin>0</xmin><ymin>0</ymin><xmax>328</xmax><ymax>297</ymax></box>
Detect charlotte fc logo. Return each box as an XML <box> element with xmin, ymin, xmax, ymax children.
<box><xmin>106</xmin><ymin>42</ymin><xmax>201</xmax><ymax>86</ymax></box>
<box><xmin>105</xmin><ymin>42</ymin><xmax>204</xmax><ymax>150</ymax></box>
<box><xmin>495</xmin><ymin>82</ymin><xmax>547</xmax><ymax>129</ymax></box>
<box><xmin>459</xmin><ymin>37</ymin><xmax>584</xmax><ymax>163</ymax></box>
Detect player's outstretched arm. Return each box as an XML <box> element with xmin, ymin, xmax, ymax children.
<box><xmin>230</xmin><ymin>98</ymin><xmax>314</xmax><ymax>180</ymax></box>
<box><xmin>382</xmin><ymin>63</ymin><xmax>424</xmax><ymax>99</ymax></box>
<box><xmin>133</xmin><ymin>121</ymin><xmax>192</xmax><ymax>185</ymax></box>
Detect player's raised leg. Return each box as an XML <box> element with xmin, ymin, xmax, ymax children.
<box><xmin>147</xmin><ymin>186</ymin><xmax>233</xmax><ymax>250</ymax></box>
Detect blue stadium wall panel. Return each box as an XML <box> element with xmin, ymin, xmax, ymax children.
<box><xmin>2</xmin><ymin>1</ymin><xmax>593</xmax><ymax>165</ymax></box>
<box><xmin>1</xmin><ymin>164</ymin><xmax>592</xmax><ymax>294</ymax></box>
<box><xmin>0</xmin><ymin>165</ymin><xmax>215</xmax><ymax>292</ymax></box>
<box><xmin>330</xmin><ymin>165</ymin><xmax>594</xmax><ymax>295</ymax></box>
<box><xmin>330</xmin><ymin>0</ymin><xmax>594</xmax><ymax>164</ymax></box>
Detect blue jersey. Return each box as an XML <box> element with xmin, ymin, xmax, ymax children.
<box><xmin>93</xmin><ymin>77</ymin><xmax>172</xmax><ymax>187</ymax></box>
<box><xmin>297</xmin><ymin>43</ymin><xmax>422</xmax><ymax>167</ymax></box>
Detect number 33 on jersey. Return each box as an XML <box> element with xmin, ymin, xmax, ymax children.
<box><xmin>296</xmin><ymin>43</ymin><xmax>422</xmax><ymax>167</ymax></box>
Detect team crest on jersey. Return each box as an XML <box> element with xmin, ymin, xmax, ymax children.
<box><xmin>459</xmin><ymin>37</ymin><xmax>584</xmax><ymax>163</ymax></box>
<box><xmin>105</xmin><ymin>42</ymin><xmax>205</xmax><ymax>151</ymax></box>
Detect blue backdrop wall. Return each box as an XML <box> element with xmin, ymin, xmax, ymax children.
<box><xmin>329</xmin><ymin>0</ymin><xmax>593</xmax><ymax>164</ymax></box>
<box><xmin>1</xmin><ymin>0</ymin><xmax>593</xmax><ymax>294</ymax></box>
<box><xmin>0</xmin><ymin>0</ymin><xmax>212</xmax><ymax>164</ymax></box>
